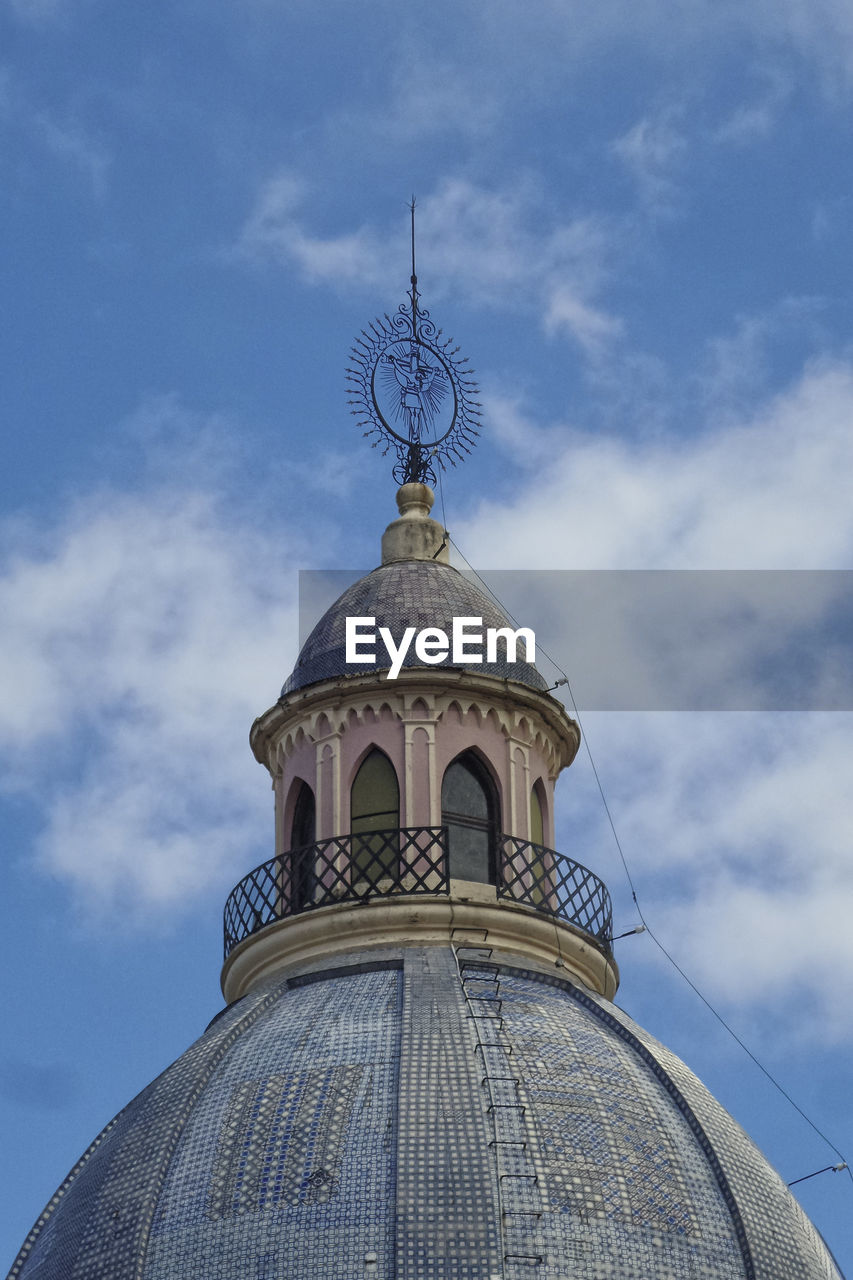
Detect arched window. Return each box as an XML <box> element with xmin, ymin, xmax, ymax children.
<box><xmin>290</xmin><ymin>781</ymin><xmax>316</xmax><ymax>910</ymax></box>
<box><xmin>530</xmin><ymin>784</ymin><xmax>544</xmax><ymax>847</ymax></box>
<box><xmin>351</xmin><ymin>749</ymin><xmax>400</xmax><ymax>878</ymax></box>
<box><xmin>529</xmin><ymin>783</ymin><xmax>546</xmax><ymax>905</ymax></box>
<box><xmin>442</xmin><ymin>752</ymin><xmax>499</xmax><ymax>884</ymax></box>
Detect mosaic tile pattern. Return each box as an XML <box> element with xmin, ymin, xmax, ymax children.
<box><xmin>396</xmin><ymin>949</ymin><xmax>502</xmax><ymax>1278</ymax></box>
<box><xmin>144</xmin><ymin>966</ymin><xmax>401</xmax><ymax>1280</ymax></box>
<box><xmin>493</xmin><ymin>970</ymin><xmax>745</xmax><ymax>1279</ymax></box>
<box><xmin>589</xmin><ymin>987</ymin><xmax>844</xmax><ymax>1280</ymax></box>
<box><xmin>7</xmin><ymin>982</ymin><xmax>284</xmax><ymax>1280</ymax></box>
<box><xmin>7</xmin><ymin>950</ymin><xmax>844</xmax><ymax>1280</ymax></box>
<box><xmin>282</xmin><ymin>561</ymin><xmax>547</xmax><ymax>694</ymax></box>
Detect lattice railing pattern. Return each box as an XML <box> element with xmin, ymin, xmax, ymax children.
<box><xmin>498</xmin><ymin>836</ymin><xmax>612</xmax><ymax>943</ymax></box>
<box><xmin>224</xmin><ymin>827</ymin><xmax>448</xmax><ymax>958</ymax></box>
<box><xmin>224</xmin><ymin>828</ymin><xmax>612</xmax><ymax>958</ymax></box>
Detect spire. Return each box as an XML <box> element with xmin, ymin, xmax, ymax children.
<box><xmin>408</xmin><ymin>195</ymin><xmax>419</xmax><ymax>338</ymax></box>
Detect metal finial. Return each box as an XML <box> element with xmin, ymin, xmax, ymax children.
<box><xmin>409</xmin><ymin>196</ymin><xmax>418</xmax><ymax>337</ymax></box>
<box><xmin>346</xmin><ymin>203</ymin><xmax>482</xmax><ymax>487</ymax></box>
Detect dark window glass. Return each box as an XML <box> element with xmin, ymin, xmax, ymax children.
<box><xmin>530</xmin><ymin>786</ymin><xmax>544</xmax><ymax>846</ymax></box>
<box><xmin>290</xmin><ymin>782</ymin><xmax>316</xmax><ymax>909</ymax></box>
<box><xmin>442</xmin><ymin>754</ymin><xmax>498</xmax><ymax>884</ymax></box>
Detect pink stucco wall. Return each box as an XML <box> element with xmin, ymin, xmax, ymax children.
<box><xmin>274</xmin><ymin>691</ymin><xmax>559</xmax><ymax>855</ymax></box>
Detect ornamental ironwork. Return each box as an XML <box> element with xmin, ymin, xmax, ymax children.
<box><xmin>346</xmin><ymin>200</ymin><xmax>482</xmax><ymax>486</ymax></box>
<box><xmin>223</xmin><ymin>826</ymin><xmax>612</xmax><ymax>958</ymax></box>
<box><xmin>497</xmin><ymin>835</ymin><xmax>613</xmax><ymax>941</ymax></box>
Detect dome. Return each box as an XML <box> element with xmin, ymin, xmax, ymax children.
<box><xmin>282</xmin><ymin>559</ymin><xmax>548</xmax><ymax>695</ymax></box>
<box><xmin>9</xmin><ymin>949</ymin><xmax>841</xmax><ymax>1280</ymax></box>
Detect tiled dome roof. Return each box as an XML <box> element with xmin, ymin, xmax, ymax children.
<box><xmin>9</xmin><ymin>952</ymin><xmax>842</xmax><ymax>1280</ymax></box>
<box><xmin>282</xmin><ymin>560</ymin><xmax>548</xmax><ymax>695</ymax></box>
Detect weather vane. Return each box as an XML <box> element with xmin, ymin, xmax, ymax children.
<box><xmin>347</xmin><ymin>199</ymin><xmax>482</xmax><ymax>486</ymax></box>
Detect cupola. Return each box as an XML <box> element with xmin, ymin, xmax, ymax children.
<box><xmin>223</xmin><ymin>481</ymin><xmax>617</xmax><ymax>1002</ymax></box>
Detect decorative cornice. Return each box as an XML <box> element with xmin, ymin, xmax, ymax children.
<box><xmin>252</xmin><ymin>668</ymin><xmax>580</xmax><ymax>781</ymax></box>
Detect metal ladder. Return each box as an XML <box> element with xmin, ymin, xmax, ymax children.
<box><xmin>451</xmin><ymin>929</ymin><xmax>545</xmax><ymax>1278</ymax></box>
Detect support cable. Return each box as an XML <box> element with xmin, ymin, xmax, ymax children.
<box><xmin>444</xmin><ymin>531</ymin><xmax>852</xmax><ymax>1190</ymax></box>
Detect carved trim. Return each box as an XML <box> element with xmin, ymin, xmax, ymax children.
<box><xmin>251</xmin><ymin>670</ymin><xmax>578</xmax><ymax>782</ymax></box>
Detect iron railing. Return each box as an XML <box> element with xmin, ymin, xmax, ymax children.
<box><xmin>223</xmin><ymin>826</ymin><xmax>611</xmax><ymax>959</ymax></box>
<box><xmin>498</xmin><ymin>834</ymin><xmax>612</xmax><ymax>942</ymax></box>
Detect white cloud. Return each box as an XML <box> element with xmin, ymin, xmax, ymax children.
<box><xmin>239</xmin><ymin>175</ymin><xmax>621</xmax><ymax>356</ymax></box>
<box><xmin>458</xmin><ymin>358</ymin><xmax>853</xmax><ymax>1040</ymax></box>
<box><xmin>479</xmin><ymin>394</ymin><xmax>569</xmax><ymax>466</ymax></box>
<box><xmin>611</xmin><ymin>110</ymin><xmax>688</xmax><ymax>212</ymax></box>
<box><xmin>239</xmin><ymin>172</ymin><xmax>389</xmax><ymax>289</ymax></box>
<box><xmin>559</xmin><ymin>712</ymin><xmax>853</xmax><ymax>1041</ymax></box>
<box><xmin>493</xmin><ymin>0</ymin><xmax>853</xmax><ymax>95</ymax></box>
<box><xmin>711</xmin><ymin>65</ymin><xmax>794</xmax><ymax>145</ymax></box>
<box><xmin>34</xmin><ymin>110</ymin><xmax>110</xmax><ymax>195</ymax></box>
<box><xmin>4</xmin><ymin>0</ymin><xmax>66</xmax><ymax>22</ymax></box>
<box><xmin>544</xmin><ymin>289</ymin><xmax>624</xmax><ymax>354</ymax></box>
<box><xmin>754</xmin><ymin>0</ymin><xmax>853</xmax><ymax>94</ymax></box>
<box><xmin>458</xmin><ymin>357</ymin><xmax>853</xmax><ymax>569</ymax></box>
<box><xmin>0</xmin><ymin>67</ymin><xmax>109</xmax><ymax>194</ymax></box>
<box><xmin>0</xmin><ymin>417</ymin><xmax>305</xmax><ymax>920</ymax></box>
<box><xmin>358</xmin><ymin>57</ymin><xmax>500</xmax><ymax>143</ymax></box>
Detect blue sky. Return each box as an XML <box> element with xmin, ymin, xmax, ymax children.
<box><xmin>2</xmin><ymin>0</ymin><xmax>853</xmax><ymax>1270</ymax></box>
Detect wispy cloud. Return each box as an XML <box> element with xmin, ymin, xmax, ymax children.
<box><xmin>4</xmin><ymin>0</ymin><xmax>68</xmax><ymax>23</ymax></box>
<box><xmin>354</xmin><ymin>56</ymin><xmax>500</xmax><ymax>143</ymax></box>
<box><xmin>711</xmin><ymin>64</ymin><xmax>794</xmax><ymax>145</ymax></box>
<box><xmin>611</xmin><ymin>109</ymin><xmax>688</xmax><ymax>213</ymax></box>
<box><xmin>459</xmin><ymin>356</ymin><xmax>853</xmax><ymax>569</ymax></box>
<box><xmin>0</xmin><ymin>406</ymin><xmax>305</xmax><ymax>919</ymax></box>
<box><xmin>239</xmin><ymin>175</ymin><xmax>622</xmax><ymax>356</ymax></box>
<box><xmin>0</xmin><ymin>67</ymin><xmax>109</xmax><ymax>194</ymax></box>
<box><xmin>560</xmin><ymin>711</ymin><xmax>853</xmax><ymax>1041</ymax></box>
<box><xmin>34</xmin><ymin>109</ymin><xmax>110</xmax><ymax>195</ymax></box>
<box><xmin>457</xmin><ymin>356</ymin><xmax>853</xmax><ymax>1039</ymax></box>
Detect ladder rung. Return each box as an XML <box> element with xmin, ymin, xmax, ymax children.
<box><xmin>482</xmin><ymin>1075</ymin><xmax>519</xmax><ymax>1086</ymax></box>
<box><xmin>501</xmin><ymin>1173</ymin><xmax>538</xmax><ymax>1184</ymax></box>
<box><xmin>504</xmin><ymin>1254</ymin><xmax>543</xmax><ymax>1264</ymax></box>
<box><xmin>476</xmin><ymin>1042</ymin><xmax>512</xmax><ymax>1055</ymax></box>
<box><xmin>488</xmin><ymin>1103</ymin><xmax>526</xmax><ymax>1114</ymax></box>
<box><xmin>503</xmin><ymin>1210</ymin><xmax>542</xmax><ymax>1219</ymax></box>
<box><xmin>490</xmin><ymin>1139</ymin><xmax>526</xmax><ymax>1148</ymax></box>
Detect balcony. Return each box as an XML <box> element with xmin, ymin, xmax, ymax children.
<box><xmin>223</xmin><ymin>827</ymin><xmax>613</xmax><ymax>959</ymax></box>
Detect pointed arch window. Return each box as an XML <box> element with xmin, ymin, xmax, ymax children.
<box><xmin>530</xmin><ymin>784</ymin><xmax>544</xmax><ymax>847</ymax></box>
<box><xmin>290</xmin><ymin>781</ymin><xmax>316</xmax><ymax>910</ymax></box>
<box><xmin>351</xmin><ymin>749</ymin><xmax>400</xmax><ymax>877</ymax></box>
<box><xmin>529</xmin><ymin>782</ymin><xmax>547</xmax><ymax>905</ymax></box>
<box><xmin>441</xmin><ymin>752</ymin><xmax>499</xmax><ymax>884</ymax></box>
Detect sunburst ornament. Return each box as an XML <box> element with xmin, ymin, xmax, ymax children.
<box><xmin>346</xmin><ymin>201</ymin><xmax>482</xmax><ymax>486</ymax></box>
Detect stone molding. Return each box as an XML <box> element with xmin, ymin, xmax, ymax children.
<box><xmin>221</xmin><ymin>885</ymin><xmax>619</xmax><ymax>1004</ymax></box>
